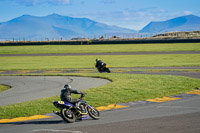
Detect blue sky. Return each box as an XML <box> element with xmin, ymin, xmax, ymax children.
<box><xmin>0</xmin><ymin>0</ymin><xmax>199</xmax><ymax>30</ymax></box>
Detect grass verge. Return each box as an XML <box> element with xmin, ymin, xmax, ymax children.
<box><xmin>0</xmin><ymin>54</ymin><xmax>200</xmax><ymax>70</ymax></box>
<box><xmin>0</xmin><ymin>43</ymin><xmax>200</xmax><ymax>54</ymax></box>
<box><xmin>0</xmin><ymin>85</ymin><xmax>10</xmax><ymax>92</ymax></box>
<box><xmin>0</xmin><ymin>73</ymin><xmax>200</xmax><ymax>119</ymax></box>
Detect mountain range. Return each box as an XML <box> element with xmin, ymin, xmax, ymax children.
<box><xmin>0</xmin><ymin>14</ymin><xmax>200</xmax><ymax>41</ymax></box>
<box><xmin>0</xmin><ymin>14</ymin><xmax>136</xmax><ymax>41</ymax></box>
<box><xmin>140</xmin><ymin>15</ymin><xmax>200</xmax><ymax>34</ymax></box>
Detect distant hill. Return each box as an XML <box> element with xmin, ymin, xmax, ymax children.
<box><xmin>152</xmin><ymin>31</ymin><xmax>200</xmax><ymax>39</ymax></box>
<box><xmin>139</xmin><ymin>15</ymin><xmax>200</xmax><ymax>35</ymax></box>
<box><xmin>0</xmin><ymin>14</ymin><xmax>136</xmax><ymax>41</ymax></box>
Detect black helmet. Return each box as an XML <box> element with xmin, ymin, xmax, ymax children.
<box><xmin>96</xmin><ymin>58</ymin><xmax>100</xmax><ymax>62</ymax></box>
<box><xmin>64</xmin><ymin>84</ymin><xmax>71</xmax><ymax>89</ymax></box>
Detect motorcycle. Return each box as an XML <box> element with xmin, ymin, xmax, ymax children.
<box><xmin>53</xmin><ymin>93</ymin><xmax>100</xmax><ymax>123</ymax></box>
<box><xmin>96</xmin><ymin>63</ymin><xmax>111</xmax><ymax>73</ymax></box>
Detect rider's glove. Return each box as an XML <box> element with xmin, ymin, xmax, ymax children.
<box><xmin>81</xmin><ymin>92</ymin><xmax>85</xmax><ymax>97</ymax></box>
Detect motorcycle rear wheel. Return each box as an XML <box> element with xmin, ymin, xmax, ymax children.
<box><xmin>60</xmin><ymin>108</ymin><xmax>76</xmax><ymax>123</ymax></box>
<box><xmin>88</xmin><ymin>107</ymin><xmax>100</xmax><ymax>120</ymax></box>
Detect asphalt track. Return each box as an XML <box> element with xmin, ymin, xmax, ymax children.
<box><xmin>0</xmin><ymin>51</ymin><xmax>200</xmax><ymax>133</ymax></box>
<box><xmin>0</xmin><ymin>76</ymin><xmax>110</xmax><ymax>106</ymax></box>
<box><xmin>0</xmin><ymin>71</ymin><xmax>199</xmax><ymax>133</ymax></box>
<box><xmin>0</xmin><ymin>89</ymin><xmax>199</xmax><ymax>133</ymax></box>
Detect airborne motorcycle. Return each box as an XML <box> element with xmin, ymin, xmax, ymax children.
<box><xmin>53</xmin><ymin>93</ymin><xmax>100</xmax><ymax>123</ymax></box>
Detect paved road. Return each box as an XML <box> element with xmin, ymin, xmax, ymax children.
<box><xmin>1</xmin><ymin>94</ymin><xmax>199</xmax><ymax>133</ymax></box>
<box><xmin>127</xmin><ymin>71</ymin><xmax>200</xmax><ymax>79</ymax></box>
<box><xmin>117</xmin><ymin>66</ymin><xmax>200</xmax><ymax>79</ymax></box>
<box><xmin>0</xmin><ymin>72</ymin><xmax>199</xmax><ymax>133</ymax></box>
<box><xmin>0</xmin><ymin>50</ymin><xmax>200</xmax><ymax>133</ymax></box>
<box><xmin>0</xmin><ymin>76</ymin><xmax>110</xmax><ymax>106</ymax></box>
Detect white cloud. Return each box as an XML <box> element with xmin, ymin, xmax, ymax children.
<box><xmin>16</xmin><ymin>0</ymin><xmax>41</xmax><ymax>6</ymax></box>
<box><xmin>14</xmin><ymin>0</ymin><xmax>71</xmax><ymax>6</ymax></box>
<box><xmin>184</xmin><ymin>11</ymin><xmax>192</xmax><ymax>15</ymax></box>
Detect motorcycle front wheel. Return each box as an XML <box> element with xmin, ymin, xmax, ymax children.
<box><xmin>88</xmin><ymin>106</ymin><xmax>100</xmax><ymax>120</ymax></box>
<box><xmin>60</xmin><ymin>108</ymin><xmax>76</xmax><ymax>123</ymax></box>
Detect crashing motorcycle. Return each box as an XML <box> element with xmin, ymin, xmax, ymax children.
<box><xmin>96</xmin><ymin>63</ymin><xmax>111</xmax><ymax>73</ymax></box>
<box><xmin>53</xmin><ymin>93</ymin><xmax>100</xmax><ymax>123</ymax></box>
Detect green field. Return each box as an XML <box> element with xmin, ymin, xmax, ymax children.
<box><xmin>0</xmin><ymin>73</ymin><xmax>200</xmax><ymax>119</ymax></box>
<box><xmin>0</xmin><ymin>43</ymin><xmax>200</xmax><ymax>54</ymax></box>
<box><xmin>0</xmin><ymin>43</ymin><xmax>200</xmax><ymax>119</ymax></box>
<box><xmin>0</xmin><ymin>54</ymin><xmax>200</xmax><ymax>70</ymax></box>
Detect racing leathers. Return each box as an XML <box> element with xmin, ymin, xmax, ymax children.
<box><xmin>60</xmin><ymin>87</ymin><xmax>83</xmax><ymax>108</ymax></box>
<box><xmin>96</xmin><ymin>60</ymin><xmax>105</xmax><ymax>70</ymax></box>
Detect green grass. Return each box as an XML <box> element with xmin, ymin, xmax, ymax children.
<box><xmin>0</xmin><ymin>43</ymin><xmax>200</xmax><ymax>119</ymax></box>
<box><xmin>0</xmin><ymin>85</ymin><xmax>10</xmax><ymax>92</ymax></box>
<box><xmin>0</xmin><ymin>73</ymin><xmax>200</xmax><ymax>119</ymax></box>
<box><xmin>0</xmin><ymin>54</ymin><xmax>200</xmax><ymax>70</ymax></box>
<box><xmin>110</xmin><ymin>69</ymin><xmax>200</xmax><ymax>73</ymax></box>
<box><xmin>0</xmin><ymin>43</ymin><xmax>200</xmax><ymax>54</ymax></box>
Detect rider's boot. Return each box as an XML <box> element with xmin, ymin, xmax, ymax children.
<box><xmin>53</xmin><ymin>110</ymin><xmax>60</xmax><ymax>116</ymax></box>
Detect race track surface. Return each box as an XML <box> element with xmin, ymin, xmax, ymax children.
<box><xmin>0</xmin><ymin>72</ymin><xmax>199</xmax><ymax>133</ymax></box>
<box><xmin>0</xmin><ymin>76</ymin><xmax>110</xmax><ymax>106</ymax></box>
<box><xmin>0</xmin><ymin>51</ymin><xmax>200</xmax><ymax>133</ymax></box>
<box><xmin>1</xmin><ymin>92</ymin><xmax>199</xmax><ymax>133</ymax></box>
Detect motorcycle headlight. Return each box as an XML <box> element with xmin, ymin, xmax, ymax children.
<box><xmin>106</xmin><ymin>65</ymin><xmax>109</xmax><ymax>68</ymax></box>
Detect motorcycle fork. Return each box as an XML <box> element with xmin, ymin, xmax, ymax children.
<box><xmin>77</xmin><ymin>106</ymin><xmax>88</xmax><ymax>116</ymax></box>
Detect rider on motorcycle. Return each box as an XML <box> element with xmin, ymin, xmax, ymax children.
<box><xmin>60</xmin><ymin>84</ymin><xmax>84</xmax><ymax>109</ymax></box>
<box><xmin>95</xmin><ymin>58</ymin><xmax>105</xmax><ymax>70</ymax></box>
<box><xmin>54</xmin><ymin>84</ymin><xmax>84</xmax><ymax>115</ymax></box>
